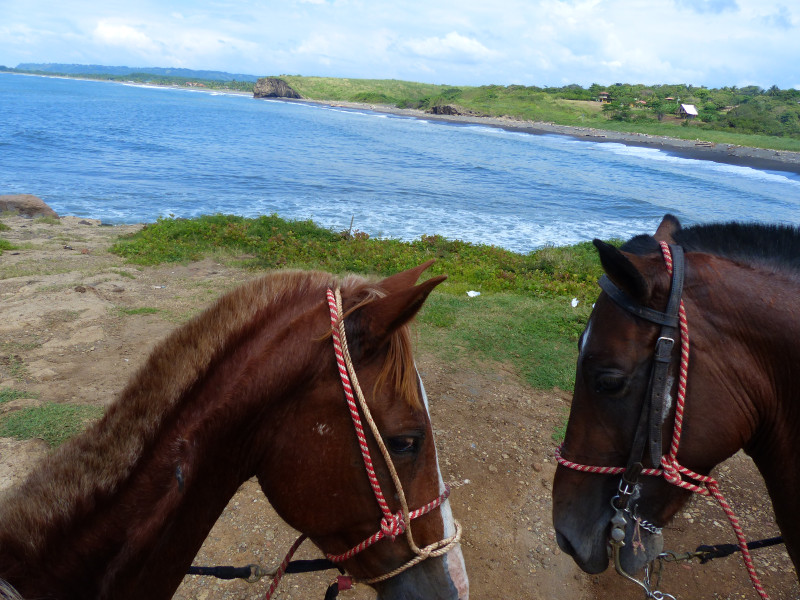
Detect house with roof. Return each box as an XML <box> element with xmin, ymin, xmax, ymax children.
<box><xmin>679</xmin><ymin>103</ymin><xmax>699</xmax><ymax>119</ymax></box>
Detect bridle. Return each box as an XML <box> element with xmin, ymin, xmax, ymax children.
<box><xmin>556</xmin><ymin>241</ymin><xmax>771</xmax><ymax>600</ymax></box>
<box><xmin>263</xmin><ymin>288</ymin><xmax>462</xmax><ymax>599</ymax></box>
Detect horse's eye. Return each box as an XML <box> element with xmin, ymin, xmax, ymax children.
<box><xmin>386</xmin><ymin>436</ymin><xmax>420</xmax><ymax>455</ymax></box>
<box><xmin>595</xmin><ymin>373</ymin><xmax>626</xmax><ymax>394</ymax></box>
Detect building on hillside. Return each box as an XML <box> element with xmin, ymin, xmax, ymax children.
<box><xmin>679</xmin><ymin>103</ymin><xmax>698</xmax><ymax>118</ymax></box>
<box><xmin>597</xmin><ymin>92</ymin><xmax>611</xmax><ymax>103</ymax></box>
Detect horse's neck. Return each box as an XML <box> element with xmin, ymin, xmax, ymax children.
<box><xmin>705</xmin><ymin>266</ymin><xmax>800</xmax><ymax>568</ymax></box>
<box><xmin>0</xmin><ymin>311</ymin><xmax>313</xmax><ymax>600</ymax></box>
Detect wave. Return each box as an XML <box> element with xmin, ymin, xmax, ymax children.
<box><xmin>595</xmin><ymin>142</ymin><xmax>800</xmax><ymax>187</ymax></box>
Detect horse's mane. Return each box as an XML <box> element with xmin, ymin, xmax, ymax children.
<box><xmin>0</xmin><ymin>269</ymin><xmax>419</xmax><ymax>559</ymax></box>
<box><xmin>622</xmin><ymin>219</ymin><xmax>800</xmax><ymax>274</ymax></box>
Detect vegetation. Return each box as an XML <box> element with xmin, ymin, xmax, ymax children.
<box><xmin>0</xmin><ymin>221</ymin><xmax>12</xmax><ymax>256</ymax></box>
<box><xmin>280</xmin><ymin>77</ymin><xmax>800</xmax><ymax>151</ymax></box>
<box><xmin>111</xmin><ymin>214</ymin><xmax>606</xmax><ymax>302</ymax></box>
<box><xmin>118</xmin><ymin>307</ymin><xmax>160</xmax><ymax>315</ymax></box>
<box><xmin>0</xmin><ymin>402</ymin><xmax>104</xmax><ymax>447</ymax></box>
<box><xmin>0</xmin><ymin>388</ymin><xmax>102</xmax><ymax>448</ymax></box>
<box><xmin>0</xmin><ymin>388</ymin><xmax>29</xmax><ymax>404</ymax></box>
<box><xmin>112</xmin><ymin>214</ymin><xmax>601</xmax><ymax>391</ymax></box>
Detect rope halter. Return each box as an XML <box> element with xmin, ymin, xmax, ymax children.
<box><xmin>556</xmin><ymin>241</ymin><xmax>770</xmax><ymax>600</ymax></box>
<box><xmin>325</xmin><ymin>288</ymin><xmax>462</xmax><ymax>579</ymax></box>
<box><xmin>264</xmin><ymin>288</ymin><xmax>463</xmax><ymax>600</ymax></box>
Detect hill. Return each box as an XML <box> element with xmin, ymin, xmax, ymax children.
<box><xmin>14</xmin><ymin>63</ymin><xmax>261</xmax><ymax>83</ymax></box>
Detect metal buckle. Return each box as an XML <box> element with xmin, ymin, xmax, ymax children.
<box><xmin>654</xmin><ymin>337</ymin><xmax>674</xmax><ymax>361</ymax></box>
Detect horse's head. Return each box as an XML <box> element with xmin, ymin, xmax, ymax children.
<box><xmin>553</xmin><ymin>215</ymin><xmax>737</xmax><ymax>577</ymax></box>
<box><xmin>254</xmin><ymin>261</ymin><xmax>468</xmax><ymax>600</ymax></box>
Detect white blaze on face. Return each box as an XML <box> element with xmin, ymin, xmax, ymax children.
<box><xmin>418</xmin><ymin>372</ymin><xmax>469</xmax><ymax>599</ymax></box>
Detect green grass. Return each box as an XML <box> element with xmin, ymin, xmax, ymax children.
<box><xmin>0</xmin><ymin>238</ymin><xmax>15</xmax><ymax>255</ymax></box>
<box><xmin>0</xmin><ymin>222</ymin><xmax>10</xmax><ymax>232</ymax></box>
<box><xmin>0</xmin><ymin>388</ymin><xmax>31</xmax><ymax>404</ymax></box>
<box><xmin>281</xmin><ymin>75</ymin><xmax>448</xmax><ymax>105</ymax></box>
<box><xmin>33</xmin><ymin>216</ymin><xmax>61</xmax><ymax>225</ymax></box>
<box><xmin>418</xmin><ymin>292</ymin><xmax>590</xmax><ymax>390</ymax></box>
<box><xmin>118</xmin><ymin>307</ymin><xmax>160</xmax><ymax>315</ymax></box>
<box><xmin>111</xmin><ymin>214</ymin><xmax>606</xmax><ymax>303</ymax></box>
<box><xmin>110</xmin><ymin>213</ymin><xmax>604</xmax><ymax>392</ymax></box>
<box><xmin>0</xmin><ymin>403</ymin><xmax>104</xmax><ymax>447</ymax></box>
<box><xmin>276</xmin><ymin>76</ymin><xmax>800</xmax><ymax>152</ymax></box>
<box><xmin>111</xmin><ymin>269</ymin><xmax>137</xmax><ymax>279</ymax></box>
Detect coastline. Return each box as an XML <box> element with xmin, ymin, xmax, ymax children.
<box><xmin>12</xmin><ymin>73</ymin><xmax>800</xmax><ymax>175</ymax></box>
<box><xmin>295</xmin><ymin>99</ymin><xmax>800</xmax><ymax>176</ymax></box>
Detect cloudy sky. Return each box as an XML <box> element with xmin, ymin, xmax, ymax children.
<box><xmin>1</xmin><ymin>0</ymin><xmax>798</xmax><ymax>89</ymax></box>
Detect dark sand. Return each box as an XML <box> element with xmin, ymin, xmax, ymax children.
<box><xmin>299</xmin><ymin>99</ymin><xmax>800</xmax><ymax>176</ymax></box>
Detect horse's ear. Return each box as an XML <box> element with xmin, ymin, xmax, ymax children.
<box><xmin>357</xmin><ymin>274</ymin><xmax>447</xmax><ymax>347</ymax></box>
<box><xmin>654</xmin><ymin>214</ymin><xmax>681</xmax><ymax>243</ymax></box>
<box><xmin>377</xmin><ymin>260</ymin><xmax>436</xmax><ymax>294</ymax></box>
<box><xmin>593</xmin><ymin>239</ymin><xmax>650</xmax><ymax>301</ymax></box>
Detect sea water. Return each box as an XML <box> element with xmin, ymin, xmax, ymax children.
<box><xmin>1</xmin><ymin>73</ymin><xmax>798</xmax><ymax>253</ymax></box>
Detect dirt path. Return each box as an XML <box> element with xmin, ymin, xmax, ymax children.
<box><xmin>0</xmin><ymin>216</ymin><xmax>797</xmax><ymax>599</ymax></box>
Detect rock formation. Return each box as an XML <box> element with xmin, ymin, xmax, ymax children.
<box><xmin>427</xmin><ymin>104</ymin><xmax>486</xmax><ymax>117</ymax></box>
<box><xmin>0</xmin><ymin>194</ymin><xmax>59</xmax><ymax>218</ymax></box>
<box><xmin>253</xmin><ymin>78</ymin><xmax>302</xmax><ymax>99</ymax></box>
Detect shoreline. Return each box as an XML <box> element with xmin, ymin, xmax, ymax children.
<box><xmin>291</xmin><ymin>98</ymin><xmax>800</xmax><ymax>176</ymax></box>
<box><xmin>12</xmin><ymin>73</ymin><xmax>800</xmax><ymax>174</ymax></box>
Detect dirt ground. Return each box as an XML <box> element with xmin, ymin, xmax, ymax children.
<box><xmin>0</xmin><ymin>215</ymin><xmax>797</xmax><ymax>599</ymax></box>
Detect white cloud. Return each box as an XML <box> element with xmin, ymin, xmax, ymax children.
<box><xmin>0</xmin><ymin>0</ymin><xmax>798</xmax><ymax>88</ymax></box>
<box><xmin>402</xmin><ymin>32</ymin><xmax>499</xmax><ymax>63</ymax></box>
<box><xmin>93</xmin><ymin>20</ymin><xmax>160</xmax><ymax>54</ymax></box>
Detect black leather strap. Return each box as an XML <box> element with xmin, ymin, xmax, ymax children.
<box><xmin>598</xmin><ymin>276</ymin><xmax>679</xmax><ymax>327</ymax></box>
<box><xmin>598</xmin><ymin>244</ymin><xmax>685</xmax><ymax>471</ymax></box>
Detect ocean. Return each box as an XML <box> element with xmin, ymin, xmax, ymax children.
<box><xmin>1</xmin><ymin>72</ymin><xmax>799</xmax><ymax>254</ymax></box>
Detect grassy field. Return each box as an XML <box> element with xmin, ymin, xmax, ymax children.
<box><xmin>279</xmin><ymin>76</ymin><xmax>800</xmax><ymax>152</ymax></box>
<box><xmin>2</xmin><ymin>213</ymin><xmax>598</xmax><ymax>446</ymax></box>
<box><xmin>111</xmin><ymin>214</ymin><xmax>599</xmax><ymax>392</ymax></box>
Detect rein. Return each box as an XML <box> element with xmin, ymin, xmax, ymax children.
<box><xmin>556</xmin><ymin>241</ymin><xmax>771</xmax><ymax>600</ymax></box>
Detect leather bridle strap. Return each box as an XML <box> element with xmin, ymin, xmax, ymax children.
<box><xmin>597</xmin><ymin>244</ymin><xmax>685</xmax><ymax>470</ymax></box>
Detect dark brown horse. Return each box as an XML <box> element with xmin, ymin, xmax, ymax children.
<box><xmin>553</xmin><ymin>215</ymin><xmax>800</xmax><ymax>596</ymax></box>
<box><xmin>0</xmin><ymin>262</ymin><xmax>468</xmax><ymax>600</ymax></box>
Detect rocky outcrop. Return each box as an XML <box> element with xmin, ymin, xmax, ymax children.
<box><xmin>426</xmin><ymin>104</ymin><xmax>486</xmax><ymax>117</ymax></box>
<box><xmin>253</xmin><ymin>78</ymin><xmax>302</xmax><ymax>99</ymax></box>
<box><xmin>0</xmin><ymin>194</ymin><xmax>59</xmax><ymax>218</ymax></box>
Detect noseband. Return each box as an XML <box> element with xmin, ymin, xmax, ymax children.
<box><xmin>556</xmin><ymin>241</ymin><xmax>771</xmax><ymax>600</ymax></box>
<box><xmin>264</xmin><ymin>289</ymin><xmax>462</xmax><ymax>599</ymax></box>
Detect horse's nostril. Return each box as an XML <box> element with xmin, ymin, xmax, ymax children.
<box><xmin>555</xmin><ymin>530</ymin><xmax>576</xmax><ymax>557</ymax></box>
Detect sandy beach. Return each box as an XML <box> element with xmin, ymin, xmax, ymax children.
<box><xmin>298</xmin><ymin>99</ymin><xmax>800</xmax><ymax>175</ymax></box>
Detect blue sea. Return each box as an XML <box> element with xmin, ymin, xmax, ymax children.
<box><xmin>2</xmin><ymin>72</ymin><xmax>799</xmax><ymax>254</ymax></box>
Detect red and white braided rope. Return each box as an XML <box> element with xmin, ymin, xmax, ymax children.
<box><xmin>324</xmin><ymin>288</ymin><xmax>461</xmax><ymax>581</ymax></box>
<box><xmin>328</xmin><ymin>288</ymin><xmax>395</xmax><ymax>524</ymax></box>
<box><xmin>264</xmin><ymin>535</ymin><xmax>306</xmax><ymax>600</ymax></box>
<box><xmin>264</xmin><ymin>289</ymin><xmax>463</xmax><ymax>598</ymax></box>
<box><xmin>555</xmin><ymin>242</ymin><xmax>769</xmax><ymax>599</ymax></box>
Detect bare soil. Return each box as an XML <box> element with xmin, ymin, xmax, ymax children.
<box><xmin>0</xmin><ymin>216</ymin><xmax>796</xmax><ymax>599</ymax></box>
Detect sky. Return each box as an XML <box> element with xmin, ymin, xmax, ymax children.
<box><xmin>1</xmin><ymin>0</ymin><xmax>798</xmax><ymax>89</ymax></box>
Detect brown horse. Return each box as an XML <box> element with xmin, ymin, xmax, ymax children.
<box><xmin>0</xmin><ymin>261</ymin><xmax>468</xmax><ymax>600</ymax></box>
<box><xmin>553</xmin><ymin>215</ymin><xmax>800</xmax><ymax>595</ymax></box>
